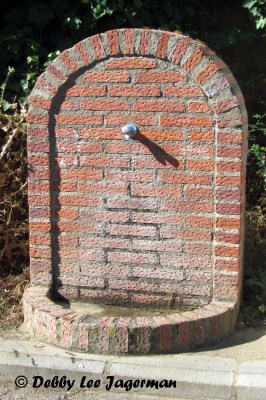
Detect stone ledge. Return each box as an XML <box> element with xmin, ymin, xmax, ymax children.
<box><xmin>23</xmin><ymin>286</ymin><xmax>237</xmax><ymax>355</ymax></box>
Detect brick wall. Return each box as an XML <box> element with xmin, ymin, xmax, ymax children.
<box><xmin>27</xmin><ymin>29</ymin><xmax>247</xmax><ymax>310</ymax></box>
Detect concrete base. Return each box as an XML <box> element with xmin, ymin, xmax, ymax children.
<box><xmin>23</xmin><ymin>286</ymin><xmax>237</xmax><ymax>354</ymax></box>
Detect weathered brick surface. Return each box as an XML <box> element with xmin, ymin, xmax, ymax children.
<box><xmin>26</xmin><ymin>28</ymin><xmax>247</xmax><ymax>354</ymax></box>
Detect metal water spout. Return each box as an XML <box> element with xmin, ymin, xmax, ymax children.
<box><xmin>121</xmin><ymin>123</ymin><xmax>138</xmax><ymax>140</ymax></box>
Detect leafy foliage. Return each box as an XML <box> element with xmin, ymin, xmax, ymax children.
<box><xmin>246</xmin><ymin>114</ymin><xmax>266</xmax><ymax>205</ymax></box>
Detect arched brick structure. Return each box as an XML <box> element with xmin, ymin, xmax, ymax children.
<box><xmin>23</xmin><ymin>29</ymin><xmax>247</xmax><ymax>354</ymax></box>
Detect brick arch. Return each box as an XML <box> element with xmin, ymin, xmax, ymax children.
<box><xmin>27</xmin><ymin>29</ymin><xmax>247</xmax><ymax>309</ymax></box>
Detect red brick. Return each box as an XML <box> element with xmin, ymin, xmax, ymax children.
<box><xmin>34</xmin><ymin>76</ymin><xmax>57</xmax><ymax>95</ymax></box>
<box><xmin>109</xmin><ymin>279</ymin><xmax>157</xmax><ymax>292</ymax></box>
<box><xmin>58</xmin><ymin>142</ymin><xmax>102</xmax><ymax>153</ymax></box>
<box><xmin>58</xmin><ymin>169</ymin><xmax>102</xmax><ymax>180</ymax></box>
<box><xmin>187</xmin><ymin>160</ymin><xmax>214</xmax><ymax>171</ymax></box>
<box><xmin>132</xmin><ymin>156</ymin><xmax>181</xmax><ymax>169</ymax></box>
<box><xmin>156</xmin><ymin>32</ymin><xmax>172</xmax><ymax>58</ymax></box>
<box><xmin>56</xmin><ymin>114</ymin><xmax>102</xmax><ymax>125</ymax></box>
<box><xmin>217</xmin><ymin>116</ymin><xmax>243</xmax><ymax>129</ymax></box>
<box><xmin>57</xmin><ymin>235</ymin><xmax>78</xmax><ymax>246</ymax></box>
<box><xmin>28</xmin><ymin>169</ymin><xmax>50</xmax><ymax>179</ymax></box>
<box><xmin>160</xmin><ymin>254</ymin><xmax>211</xmax><ymax>268</ymax></box>
<box><xmin>186</xmin><ymin>216</ymin><xmax>212</xmax><ymax>228</ymax></box>
<box><xmin>29</xmin><ymin>207</ymin><xmax>50</xmax><ymax>218</ymax></box>
<box><xmin>106</xmin><ymin>30</ymin><xmax>120</xmax><ymax>55</ymax></box>
<box><xmin>109</xmin><ymin>85</ymin><xmax>160</xmax><ymax>97</ymax></box>
<box><xmin>161</xmin><ymin>228</ymin><xmax>210</xmax><ymax>241</ymax></box>
<box><xmin>217</xmin><ymin>188</ymin><xmax>241</xmax><ymax>202</ymax></box>
<box><xmin>216</xmin><ymin>203</ymin><xmax>241</xmax><ymax>215</ymax></box>
<box><xmin>60</xmin><ymin>249</ymin><xmax>104</xmax><ymax>261</ymax></box>
<box><xmin>28</xmin><ymin>195</ymin><xmax>50</xmax><ymax>206</ymax></box>
<box><xmin>188</xmin><ymin>130</ymin><xmax>214</xmax><ymax>142</ymax></box>
<box><xmin>56</xmin><ymin>208</ymin><xmax>78</xmax><ymax>219</ymax></box>
<box><xmin>170</xmin><ymin>37</ymin><xmax>190</xmax><ymax>64</ymax></box>
<box><xmin>136</xmin><ymin>71</ymin><xmax>186</xmax><ymax>83</ymax></box>
<box><xmin>79</xmin><ymin>128</ymin><xmax>121</xmax><ymax>140</ymax></box>
<box><xmin>188</xmin><ymin>101</ymin><xmax>210</xmax><ymax>113</ymax></box>
<box><xmin>217</xmin><ymin>146</ymin><xmax>242</xmax><ymax>158</ymax></box>
<box><xmin>80</xmin><ymin>264</ymin><xmax>129</xmax><ymax>276</ymax></box>
<box><xmin>107</xmin><ymin>142</ymin><xmax>150</xmax><ymax>154</ymax></box>
<box><xmin>107</xmin><ymin>198</ymin><xmax>157</xmax><ymax>210</ymax></box>
<box><xmin>30</xmin><ymin>97</ymin><xmax>51</xmax><ymax>110</ymax></box>
<box><xmin>123</xmin><ymin>29</ymin><xmax>134</xmax><ymax>54</ymax></box>
<box><xmin>54</xmin><ymin>155</ymin><xmax>78</xmax><ymax>167</ymax></box>
<box><xmin>108</xmin><ymin>251</ymin><xmax>157</xmax><ymax>264</ymax></box>
<box><xmin>56</xmin><ymin>196</ymin><xmax>102</xmax><ymax>207</ymax></box>
<box><xmin>74</xmin><ymin>42</ymin><xmax>91</xmax><ymax>65</ymax></box>
<box><xmin>216</xmin><ymin>217</ymin><xmax>240</xmax><ymax>229</ymax></box>
<box><xmin>186</xmin><ymin>271</ymin><xmax>212</xmax><ymax>281</ymax></box>
<box><xmin>83</xmin><ymin>71</ymin><xmax>129</xmax><ymax>82</ymax></box>
<box><xmin>53</xmin><ymin>181</ymin><xmax>77</xmax><ymax>191</ymax></box>
<box><xmin>132</xmin><ymin>239</ymin><xmax>182</xmax><ymax>252</ymax></box>
<box><xmin>28</xmin><ymin>114</ymin><xmax>49</xmax><ymax>124</ymax></box>
<box><xmin>183</xmin><ymin>49</ymin><xmax>203</xmax><ymax>72</ymax></box>
<box><xmin>162</xmin><ymin>200</ymin><xmax>212</xmax><ymax>213</ymax></box>
<box><xmin>160</xmin><ymin>115</ymin><xmax>213</xmax><ymax>127</ymax></box>
<box><xmin>57</xmin><ymin>222</ymin><xmax>102</xmax><ymax>233</ymax></box>
<box><xmin>66</xmin><ymin>86</ymin><xmax>106</xmax><ymax>97</ymax></box>
<box><xmin>139</xmin><ymin>30</ymin><xmax>151</xmax><ymax>55</ymax></box>
<box><xmin>30</xmin><ymin>234</ymin><xmax>50</xmax><ymax>245</ymax></box>
<box><xmin>81</xmin><ymin>99</ymin><xmax>129</xmax><ymax>111</ymax></box>
<box><xmin>184</xmin><ymin>243</ymin><xmax>211</xmax><ymax>254</ymax></box>
<box><xmin>184</xmin><ymin>144</ymin><xmax>213</xmax><ymax>157</ymax></box>
<box><xmin>80</xmin><ymin>155</ymin><xmax>130</xmax><ymax>168</ymax></box>
<box><xmin>60</xmin><ymin>100</ymin><xmax>78</xmax><ymax>110</ymax></box>
<box><xmin>29</xmin><ymin>222</ymin><xmax>51</xmax><ymax>232</ymax></box>
<box><xmin>132</xmin><ymin>212</ymin><xmax>182</xmax><ymax>225</ymax></box>
<box><xmin>160</xmin><ymin>172</ymin><xmax>211</xmax><ymax>185</ymax></box>
<box><xmin>28</xmin><ymin>141</ymin><xmax>49</xmax><ymax>153</ymax></box>
<box><xmin>217</xmin><ymin>132</ymin><xmax>242</xmax><ymax>144</ymax></box>
<box><xmin>217</xmin><ymin>161</ymin><xmax>242</xmax><ymax>173</ymax></box>
<box><xmin>215</xmin><ymin>259</ymin><xmax>240</xmax><ymax>272</ymax></box>
<box><xmin>79</xmin><ymin>182</ymin><xmax>127</xmax><ymax>195</ymax></box>
<box><xmin>80</xmin><ymin>237</ymin><xmax>130</xmax><ymax>249</ymax></box>
<box><xmin>46</xmin><ymin>64</ymin><xmax>66</xmax><ymax>81</ymax></box>
<box><xmin>28</xmin><ymin>155</ymin><xmax>49</xmax><ymax>166</ymax></box>
<box><xmin>106</xmin><ymin>114</ymin><xmax>156</xmax><ymax>126</ymax></box>
<box><xmin>215</xmin><ymin>245</ymin><xmax>240</xmax><ymax>257</ymax></box>
<box><xmin>90</xmin><ymin>34</ymin><xmax>105</xmax><ymax>59</ymax></box>
<box><xmin>54</xmin><ymin>128</ymin><xmax>77</xmax><ymax>139</ymax></box>
<box><xmin>185</xmin><ymin>188</ymin><xmax>212</xmax><ymax>199</ymax></box>
<box><xmin>214</xmin><ymin>97</ymin><xmax>238</xmax><ymax>113</ymax></box>
<box><xmin>59</xmin><ymin>51</ymin><xmax>79</xmax><ymax>72</ymax></box>
<box><xmin>133</xmin><ymin>267</ymin><xmax>184</xmax><ymax>280</ymax></box>
<box><xmin>138</xmin><ymin>129</ymin><xmax>183</xmax><ymax>141</ymax></box>
<box><xmin>107</xmin><ymin>224</ymin><xmax>157</xmax><ymax>237</ymax></box>
<box><xmin>196</xmin><ymin>62</ymin><xmax>219</xmax><ymax>84</ymax></box>
<box><xmin>216</xmin><ymin>175</ymin><xmax>242</xmax><ymax>187</ymax></box>
<box><xmin>80</xmin><ymin>210</ymin><xmax>129</xmax><ymax>222</ymax></box>
<box><xmin>106</xmin><ymin>57</ymin><xmax>156</xmax><ymax>69</ymax></box>
<box><xmin>132</xmin><ymin>184</ymin><xmax>181</xmax><ymax>198</ymax></box>
<box><xmin>28</xmin><ymin>181</ymin><xmax>50</xmax><ymax>193</ymax></box>
<box><xmin>30</xmin><ymin>247</ymin><xmax>51</xmax><ymax>258</ymax></box>
<box><xmin>133</xmin><ymin>100</ymin><xmax>185</xmax><ymax>112</ymax></box>
<box><xmin>27</xmin><ymin>128</ymin><xmax>49</xmax><ymax>140</ymax></box>
<box><xmin>215</xmin><ymin>232</ymin><xmax>240</xmax><ymax>244</ymax></box>
<box><xmin>163</xmin><ymin>85</ymin><xmax>203</xmax><ymax>97</ymax></box>
<box><xmin>30</xmin><ymin>260</ymin><xmax>50</xmax><ymax>271</ymax></box>
<box><xmin>131</xmin><ymin>294</ymin><xmax>169</xmax><ymax>307</ymax></box>
<box><xmin>106</xmin><ymin>170</ymin><xmax>155</xmax><ymax>183</ymax></box>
